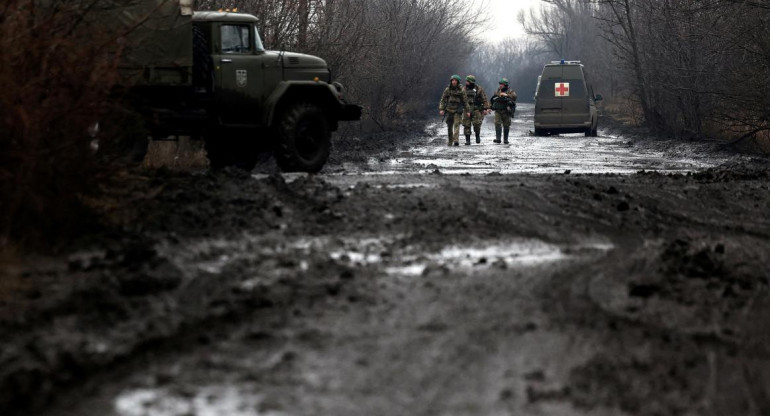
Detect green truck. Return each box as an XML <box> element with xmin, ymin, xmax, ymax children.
<box><xmin>108</xmin><ymin>0</ymin><xmax>361</xmax><ymax>172</ymax></box>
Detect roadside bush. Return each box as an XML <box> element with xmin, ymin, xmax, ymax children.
<box><xmin>0</xmin><ymin>1</ymin><xmax>124</xmax><ymax>248</ymax></box>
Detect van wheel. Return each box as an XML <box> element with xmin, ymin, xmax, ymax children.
<box><xmin>275</xmin><ymin>102</ymin><xmax>330</xmax><ymax>173</ymax></box>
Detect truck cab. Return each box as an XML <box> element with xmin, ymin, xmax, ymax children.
<box><xmin>188</xmin><ymin>12</ymin><xmax>360</xmax><ymax>171</ymax></box>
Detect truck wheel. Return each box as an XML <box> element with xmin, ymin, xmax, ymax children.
<box><xmin>275</xmin><ymin>103</ymin><xmax>330</xmax><ymax>173</ymax></box>
<box><xmin>534</xmin><ymin>128</ymin><xmax>544</xmax><ymax>136</ymax></box>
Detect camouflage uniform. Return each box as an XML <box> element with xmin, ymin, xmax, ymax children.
<box><xmin>439</xmin><ymin>75</ymin><xmax>471</xmax><ymax>146</ymax></box>
<box><xmin>461</xmin><ymin>75</ymin><xmax>489</xmax><ymax>145</ymax></box>
<box><xmin>491</xmin><ymin>78</ymin><xmax>517</xmax><ymax>144</ymax></box>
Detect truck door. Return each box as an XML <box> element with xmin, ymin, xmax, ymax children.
<box><xmin>212</xmin><ymin>23</ymin><xmax>263</xmax><ymax>125</ymax></box>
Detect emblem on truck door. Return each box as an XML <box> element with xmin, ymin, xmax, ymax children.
<box><xmin>236</xmin><ymin>69</ymin><xmax>248</xmax><ymax>88</ymax></box>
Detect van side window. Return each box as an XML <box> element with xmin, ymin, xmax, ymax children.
<box><xmin>221</xmin><ymin>25</ymin><xmax>251</xmax><ymax>53</ymax></box>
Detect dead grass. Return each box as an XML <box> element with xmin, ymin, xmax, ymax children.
<box><xmin>704</xmin><ymin>118</ymin><xmax>770</xmax><ymax>154</ymax></box>
<box><xmin>602</xmin><ymin>97</ymin><xmax>644</xmax><ymax>127</ymax></box>
<box><xmin>143</xmin><ymin>137</ymin><xmax>209</xmax><ymax>170</ymax></box>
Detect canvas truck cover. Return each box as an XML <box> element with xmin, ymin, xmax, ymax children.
<box><xmin>97</xmin><ymin>0</ymin><xmax>194</xmax><ymax>86</ymax></box>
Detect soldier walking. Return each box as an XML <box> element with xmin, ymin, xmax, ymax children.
<box><xmin>461</xmin><ymin>75</ymin><xmax>490</xmax><ymax>145</ymax></box>
<box><xmin>490</xmin><ymin>78</ymin><xmax>517</xmax><ymax>144</ymax></box>
<box><xmin>439</xmin><ymin>74</ymin><xmax>471</xmax><ymax>146</ymax></box>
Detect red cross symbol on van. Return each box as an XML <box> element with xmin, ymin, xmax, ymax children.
<box><xmin>555</xmin><ymin>83</ymin><xmax>570</xmax><ymax>97</ymax></box>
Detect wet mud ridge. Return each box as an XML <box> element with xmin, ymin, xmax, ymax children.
<box><xmin>4</xmin><ymin>109</ymin><xmax>770</xmax><ymax>415</ymax></box>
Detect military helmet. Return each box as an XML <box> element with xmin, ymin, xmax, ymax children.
<box><xmin>466</xmin><ymin>75</ymin><xmax>476</xmax><ymax>83</ymax></box>
<box><xmin>499</xmin><ymin>78</ymin><xmax>509</xmax><ymax>86</ymax></box>
<box><xmin>451</xmin><ymin>74</ymin><xmax>462</xmax><ymax>82</ymax></box>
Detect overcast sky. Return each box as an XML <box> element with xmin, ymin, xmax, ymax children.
<box><xmin>475</xmin><ymin>0</ymin><xmax>543</xmax><ymax>41</ymax></box>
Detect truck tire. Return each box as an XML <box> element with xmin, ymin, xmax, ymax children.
<box><xmin>275</xmin><ymin>102</ymin><xmax>330</xmax><ymax>173</ymax></box>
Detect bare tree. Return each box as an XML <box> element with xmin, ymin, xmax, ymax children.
<box><xmin>591</xmin><ymin>0</ymin><xmax>770</xmax><ymax>139</ymax></box>
<box><xmin>465</xmin><ymin>37</ymin><xmax>546</xmax><ymax>101</ymax></box>
<box><xmin>519</xmin><ymin>1</ymin><xmax>614</xmax><ymax>102</ymax></box>
<box><xmin>0</xmin><ymin>0</ymin><xmax>130</xmax><ymax>245</ymax></box>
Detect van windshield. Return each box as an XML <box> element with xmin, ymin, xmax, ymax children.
<box><xmin>537</xmin><ymin>79</ymin><xmax>586</xmax><ymax>98</ymax></box>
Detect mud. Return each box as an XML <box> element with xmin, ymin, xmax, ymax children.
<box><xmin>2</xmin><ymin>105</ymin><xmax>770</xmax><ymax>416</ymax></box>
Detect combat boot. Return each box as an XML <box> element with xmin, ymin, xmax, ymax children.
<box><xmin>494</xmin><ymin>125</ymin><xmax>502</xmax><ymax>143</ymax></box>
<box><xmin>503</xmin><ymin>127</ymin><xmax>510</xmax><ymax>144</ymax></box>
<box><xmin>465</xmin><ymin>134</ymin><xmax>471</xmax><ymax>145</ymax></box>
<box><xmin>447</xmin><ymin>130</ymin><xmax>453</xmax><ymax>147</ymax></box>
<box><xmin>475</xmin><ymin>129</ymin><xmax>481</xmax><ymax>144</ymax></box>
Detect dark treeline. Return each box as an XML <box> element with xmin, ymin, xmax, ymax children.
<box><xmin>521</xmin><ymin>0</ymin><xmax>770</xmax><ymax>142</ymax></box>
<box><xmin>461</xmin><ymin>38</ymin><xmax>545</xmax><ymax>103</ymax></box>
<box><xmin>0</xmin><ymin>0</ymin><xmax>128</xmax><ymax>247</ymax></box>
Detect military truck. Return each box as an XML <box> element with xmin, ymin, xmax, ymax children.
<box><xmin>104</xmin><ymin>0</ymin><xmax>361</xmax><ymax>172</ymax></box>
<box><xmin>533</xmin><ymin>60</ymin><xmax>602</xmax><ymax>137</ymax></box>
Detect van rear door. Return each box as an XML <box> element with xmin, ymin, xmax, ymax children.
<box><xmin>536</xmin><ymin>66</ymin><xmax>564</xmax><ymax>126</ymax></box>
<box><xmin>560</xmin><ymin>66</ymin><xmax>589</xmax><ymax>126</ymax></box>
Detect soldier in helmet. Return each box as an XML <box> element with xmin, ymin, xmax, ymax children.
<box><xmin>490</xmin><ymin>78</ymin><xmax>518</xmax><ymax>144</ymax></box>
<box><xmin>461</xmin><ymin>75</ymin><xmax>490</xmax><ymax>145</ymax></box>
<box><xmin>439</xmin><ymin>74</ymin><xmax>471</xmax><ymax>146</ymax></box>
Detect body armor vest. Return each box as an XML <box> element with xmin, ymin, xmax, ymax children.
<box><xmin>445</xmin><ymin>87</ymin><xmax>465</xmax><ymax>112</ymax></box>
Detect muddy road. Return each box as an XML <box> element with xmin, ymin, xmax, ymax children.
<box><xmin>3</xmin><ymin>104</ymin><xmax>770</xmax><ymax>416</ymax></box>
